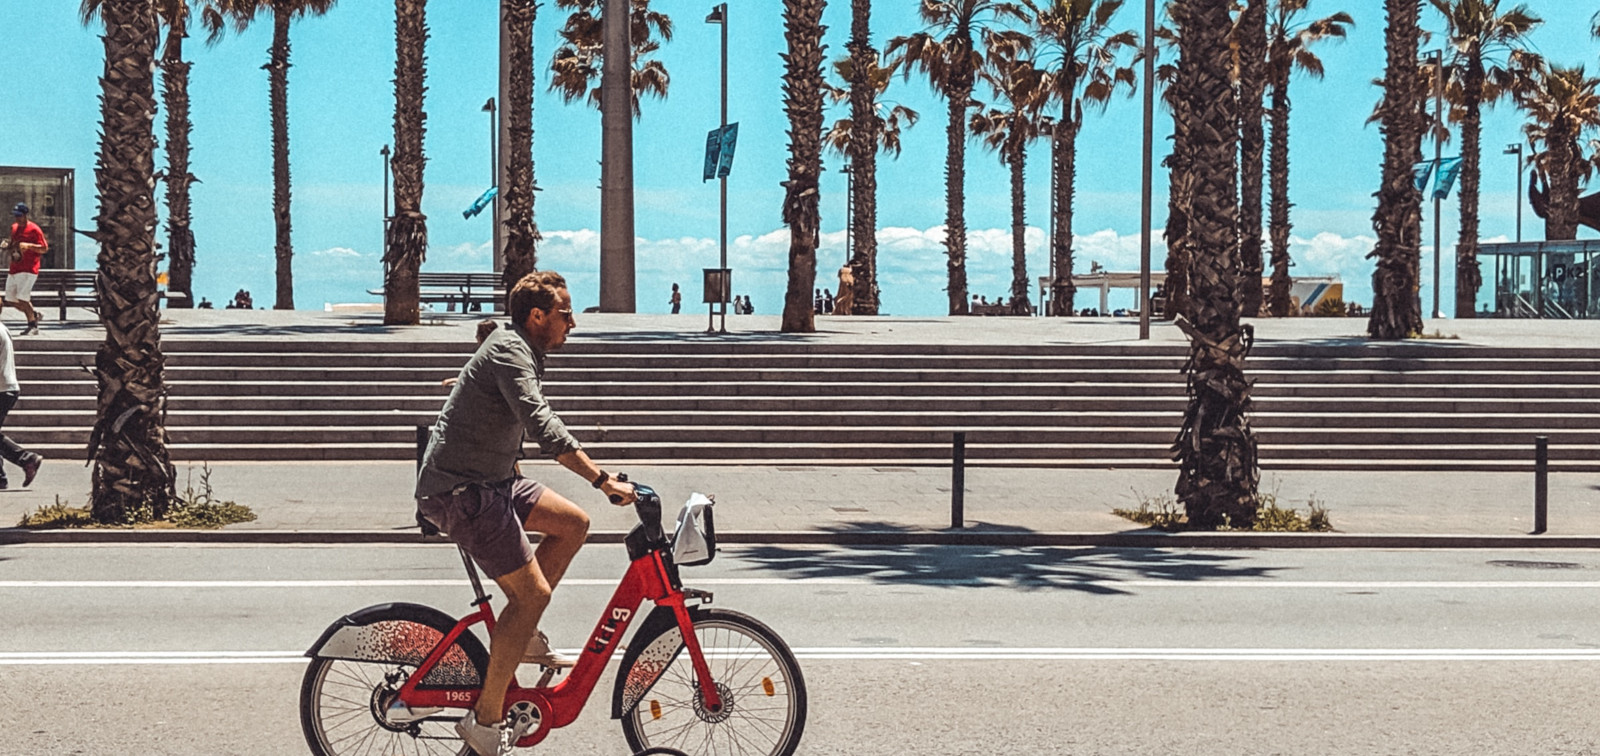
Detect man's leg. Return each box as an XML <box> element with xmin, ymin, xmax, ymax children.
<box><xmin>474</xmin><ymin>561</ymin><xmax>550</xmax><ymax>727</ymax></box>
<box><xmin>523</xmin><ymin>487</ymin><xmax>590</xmax><ymax>590</ymax></box>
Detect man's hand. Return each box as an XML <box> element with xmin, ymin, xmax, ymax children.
<box><xmin>600</xmin><ymin>477</ymin><xmax>636</xmax><ymax>507</ymax></box>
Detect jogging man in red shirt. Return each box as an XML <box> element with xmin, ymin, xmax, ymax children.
<box><xmin>5</xmin><ymin>203</ymin><xmax>46</xmax><ymax>335</ymax></box>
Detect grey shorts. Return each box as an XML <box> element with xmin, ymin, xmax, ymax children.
<box><xmin>417</xmin><ymin>477</ymin><xmax>548</xmax><ymax>579</ymax></box>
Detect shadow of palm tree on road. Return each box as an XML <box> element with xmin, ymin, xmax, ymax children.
<box><xmin>728</xmin><ymin>521</ymin><xmax>1284</xmax><ymax>595</ymax></box>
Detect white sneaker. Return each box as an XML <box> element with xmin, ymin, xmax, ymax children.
<box><xmin>522</xmin><ymin>630</ymin><xmax>576</xmax><ymax>669</ymax></box>
<box><xmin>454</xmin><ymin>709</ymin><xmax>512</xmax><ymax>756</ymax></box>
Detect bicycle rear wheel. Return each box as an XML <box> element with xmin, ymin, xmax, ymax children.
<box><xmin>619</xmin><ymin>608</ymin><xmax>806</xmax><ymax>756</ymax></box>
<box><xmin>300</xmin><ymin>657</ymin><xmax>472</xmax><ymax>756</ymax></box>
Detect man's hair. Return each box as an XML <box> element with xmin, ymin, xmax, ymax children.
<box><xmin>508</xmin><ymin>270</ymin><xmax>568</xmax><ymax>324</ymax></box>
<box><xmin>474</xmin><ymin>318</ymin><xmax>499</xmax><ymax>344</ymax></box>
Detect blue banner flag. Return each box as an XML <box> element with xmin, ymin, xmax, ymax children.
<box><xmin>704</xmin><ymin>128</ymin><xmax>723</xmax><ymax>182</ymax></box>
<box><xmin>716</xmin><ymin>123</ymin><xmax>739</xmax><ymax>179</ymax></box>
<box><xmin>1432</xmin><ymin>157</ymin><xmax>1463</xmax><ymax>201</ymax></box>
<box><xmin>462</xmin><ymin>186</ymin><xmax>498</xmax><ymax>219</ymax></box>
<box><xmin>1412</xmin><ymin>160</ymin><xmax>1436</xmax><ymax>193</ymax></box>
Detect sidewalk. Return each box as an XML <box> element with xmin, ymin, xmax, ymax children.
<box><xmin>2</xmin><ymin>459</ymin><xmax>1595</xmax><ymax>542</ymax></box>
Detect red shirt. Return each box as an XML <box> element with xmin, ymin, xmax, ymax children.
<box><xmin>9</xmin><ymin>221</ymin><xmax>45</xmax><ymax>275</ymax></box>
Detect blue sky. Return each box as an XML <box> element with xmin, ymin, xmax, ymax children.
<box><xmin>3</xmin><ymin>1</ymin><xmax>1597</xmax><ymax>315</ymax></box>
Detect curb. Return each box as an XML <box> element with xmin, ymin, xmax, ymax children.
<box><xmin>4</xmin><ymin>528</ymin><xmax>1600</xmax><ymax>549</ymax></box>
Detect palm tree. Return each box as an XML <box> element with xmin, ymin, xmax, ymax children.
<box><xmin>501</xmin><ymin>0</ymin><xmax>542</xmax><ymax>290</ymax></box>
<box><xmin>1367</xmin><ymin>0</ymin><xmax>1425</xmax><ymax>339</ymax></box>
<box><xmin>823</xmin><ymin>54</ymin><xmax>919</xmax><ymax>314</ymax></box>
<box><xmin>780</xmin><ymin>0</ymin><xmax>826</xmax><ymax>333</ymax></box>
<box><xmin>383</xmin><ymin>0</ymin><xmax>426</xmax><ymax>326</ymax></box>
<box><xmin>216</xmin><ymin>0</ymin><xmax>339</xmax><ymax>310</ymax></box>
<box><xmin>1236</xmin><ymin>0</ymin><xmax>1266</xmax><ymax>317</ymax></box>
<box><xmin>1264</xmin><ymin>1</ymin><xmax>1351</xmax><ymax>316</ymax></box>
<box><xmin>1428</xmin><ymin>0</ymin><xmax>1540</xmax><ymax>318</ymax></box>
<box><xmin>549</xmin><ymin>0</ymin><xmax>672</xmax><ymax>116</ymax></box>
<box><xmin>845</xmin><ymin>0</ymin><xmax>882</xmax><ymax>315</ymax></box>
<box><xmin>80</xmin><ymin>0</ymin><xmax>179</xmax><ymax>523</ymax></box>
<box><xmin>1022</xmin><ymin>0</ymin><xmax>1137</xmax><ymax>318</ymax></box>
<box><xmin>887</xmin><ymin>0</ymin><xmax>1029</xmax><ymax>316</ymax></box>
<box><xmin>1171</xmin><ymin>0</ymin><xmax>1257</xmax><ymax>530</ymax></box>
<box><xmin>1517</xmin><ymin>63</ymin><xmax>1600</xmax><ymax>241</ymax></box>
<box><xmin>157</xmin><ymin>1</ymin><xmax>218</xmax><ymax>309</ymax></box>
<box><xmin>87</xmin><ymin>0</ymin><xmax>228</xmax><ymax>311</ymax></box>
<box><xmin>971</xmin><ymin>43</ymin><xmax>1048</xmax><ymax>314</ymax></box>
<box><xmin>1158</xmin><ymin>0</ymin><xmax>1194</xmax><ymax>321</ymax></box>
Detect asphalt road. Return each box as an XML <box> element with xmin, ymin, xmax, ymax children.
<box><xmin>4</xmin><ymin>543</ymin><xmax>1600</xmax><ymax>755</ymax></box>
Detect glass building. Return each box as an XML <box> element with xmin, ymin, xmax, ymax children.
<box><xmin>1480</xmin><ymin>240</ymin><xmax>1600</xmax><ymax>318</ymax></box>
<box><xmin>0</xmin><ymin>166</ymin><xmax>75</xmax><ymax>270</ymax></box>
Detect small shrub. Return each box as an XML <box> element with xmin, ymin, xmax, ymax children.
<box><xmin>1112</xmin><ymin>490</ymin><xmax>1188</xmax><ymax>532</ymax></box>
<box><xmin>15</xmin><ymin>465</ymin><xmax>255</xmax><ymax>529</ymax></box>
<box><xmin>1113</xmin><ymin>486</ymin><xmax>1334</xmax><ymax>533</ymax></box>
<box><xmin>1312</xmin><ymin>297</ymin><xmax>1346</xmax><ymax>317</ymax></box>
<box><xmin>168</xmin><ymin>464</ymin><xmax>256</xmax><ymax>529</ymax></box>
<box><xmin>17</xmin><ymin>497</ymin><xmax>95</xmax><ymax>528</ymax></box>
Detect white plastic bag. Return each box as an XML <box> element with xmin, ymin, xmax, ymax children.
<box><xmin>671</xmin><ymin>493</ymin><xmax>717</xmax><ymax>566</ymax></box>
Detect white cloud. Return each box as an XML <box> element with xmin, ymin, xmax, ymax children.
<box><xmin>300</xmin><ymin>225</ymin><xmax>1396</xmax><ymax>314</ymax></box>
<box><xmin>310</xmin><ymin>246</ymin><xmax>367</xmax><ymax>258</ymax></box>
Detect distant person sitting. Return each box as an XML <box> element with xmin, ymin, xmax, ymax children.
<box><xmin>197</xmin><ymin>297</ymin><xmax>213</xmax><ymax>309</ymax></box>
<box><xmin>228</xmin><ymin>289</ymin><xmax>254</xmax><ymax>310</ymax></box>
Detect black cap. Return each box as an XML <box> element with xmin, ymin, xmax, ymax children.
<box><xmin>11</xmin><ymin>203</ymin><xmax>27</xmax><ymax>216</ymax></box>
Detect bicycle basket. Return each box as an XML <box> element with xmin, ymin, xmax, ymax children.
<box><xmin>670</xmin><ymin>493</ymin><xmax>717</xmax><ymax>567</ymax></box>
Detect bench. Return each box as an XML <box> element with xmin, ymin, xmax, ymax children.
<box><xmin>370</xmin><ymin>272</ymin><xmax>503</xmax><ymax>313</ymax></box>
<box><xmin>0</xmin><ymin>270</ymin><xmax>190</xmax><ymax>320</ymax></box>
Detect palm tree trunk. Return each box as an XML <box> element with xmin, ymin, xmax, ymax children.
<box><xmin>384</xmin><ymin>0</ymin><xmax>428</xmax><ymax>326</ymax></box>
<box><xmin>269</xmin><ymin>8</ymin><xmax>294</xmax><ymax>310</ymax></box>
<box><xmin>501</xmin><ymin>0</ymin><xmax>541</xmax><ymax>291</ymax></box>
<box><xmin>1173</xmin><ymin>0</ymin><xmax>1257</xmax><ymax>530</ymax></box>
<box><xmin>160</xmin><ymin>12</ymin><xmax>195</xmax><ymax>309</ymax></box>
<box><xmin>780</xmin><ymin>0</ymin><xmax>824</xmax><ymax>333</ymax></box>
<box><xmin>1163</xmin><ymin>1</ymin><xmax>1193</xmax><ymax>322</ymax></box>
<box><xmin>1367</xmin><ymin>0</ymin><xmax>1424</xmax><ymax>340</ymax></box>
<box><xmin>1237</xmin><ymin>0</ymin><xmax>1266</xmax><ymax>318</ymax></box>
<box><xmin>90</xmin><ymin>0</ymin><xmax>177</xmax><ymax>524</ymax></box>
<box><xmin>1266</xmin><ymin>74</ymin><xmax>1293</xmax><ymax>317</ymax></box>
<box><xmin>1050</xmin><ymin>100</ymin><xmax>1078</xmax><ymax>316</ymax></box>
<box><xmin>1008</xmin><ymin>147</ymin><xmax>1030</xmax><ymax>312</ymax></box>
<box><xmin>846</xmin><ymin>0</ymin><xmax>879</xmax><ymax>314</ymax></box>
<box><xmin>1455</xmin><ymin>50</ymin><xmax>1484</xmax><ymax>319</ymax></box>
<box><xmin>944</xmin><ymin>23</ymin><xmax>973</xmax><ymax>316</ymax></box>
<box><xmin>1547</xmin><ymin>130</ymin><xmax>1580</xmax><ymax>241</ymax></box>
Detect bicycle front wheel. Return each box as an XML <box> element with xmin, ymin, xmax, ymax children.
<box><xmin>619</xmin><ymin>608</ymin><xmax>807</xmax><ymax>756</ymax></box>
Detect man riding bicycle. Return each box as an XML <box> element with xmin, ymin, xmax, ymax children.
<box><xmin>414</xmin><ymin>270</ymin><xmax>637</xmax><ymax>756</ymax></box>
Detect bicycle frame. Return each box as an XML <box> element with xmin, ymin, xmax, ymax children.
<box><xmin>394</xmin><ymin>548</ymin><xmax>723</xmax><ymax>748</ymax></box>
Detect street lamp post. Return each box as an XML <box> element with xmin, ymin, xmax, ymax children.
<box><xmin>483</xmin><ymin>97</ymin><xmax>498</xmax><ymax>269</ymax></box>
<box><xmin>1502</xmin><ymin>142</ymin><xmax>1523</xmax><ymax>317</ymax></box>
<box><xmin>706</xmin><ymin>3</ymin><xmax>729</xmax><ymax>333</ymax></box>
<box><xmin>1138</xmin><ymin>0</ymin><xmax>1154</xmax><ymax>339</ymax></box>
<box><xmin>1428</xmin><ymin>49</ymin><xmax>1444</xmax><ymax>319</ymax></box>
<box><xmin>380</xmin><ymin>144</ymin><xmax>391</xmax><ymax>259</ymax></box>
<box><xmin>1505</xmin><ymin>143</ymin><xmax>1523</xmax><ymax>243</ymax></box>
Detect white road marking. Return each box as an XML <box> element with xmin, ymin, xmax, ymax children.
<box><xmin>3</xmin><ymin>648</ymin><xmax>1599</xmax><ymax>665</ymax></box>
<box><xmin>2</xmin><ymin>578</ymin><xmax>1600</xmax><ymax>589</ymax></box>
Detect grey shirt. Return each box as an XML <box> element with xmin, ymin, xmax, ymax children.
<box><xmin>414</xmin><ymin>323</ymin><xmax>582</xmax><ymax>499</ymax></box>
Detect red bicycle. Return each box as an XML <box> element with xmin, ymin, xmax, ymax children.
<box><xmin>298</xmin><ymin>483</ymin><xmax>807</xmax><ymax>756</ymax></box>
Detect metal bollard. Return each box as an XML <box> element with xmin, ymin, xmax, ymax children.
<box><xmin>951</xmin><ymin>432</ymin><xmax>966</xmax><ymax>529</ymax></box>
<box><xmin>1534</xmin><ymin>435</ymin><xmax>1548</xmax><ymax>535</ymax></box>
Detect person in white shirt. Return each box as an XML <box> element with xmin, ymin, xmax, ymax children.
<box><xmin>0</xmin><ymin>322</ymin><xmax>42</xmax><ymax>488</ymax></box>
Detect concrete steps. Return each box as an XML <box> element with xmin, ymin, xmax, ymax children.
<box><xmin>8</xmin><ymin>337</ymin><xmax>1598</xmax><ymax>470</ymax></box>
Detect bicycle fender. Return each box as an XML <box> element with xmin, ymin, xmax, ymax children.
<box><xmin>305</xmin><ymin>602</ymin><xmax>490</xmax><ymax>689</ymax></box>
<box><xmin>610</xmin><ymin>604</ymin><xmax>701</xmax><ymax>720</ymax></box>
